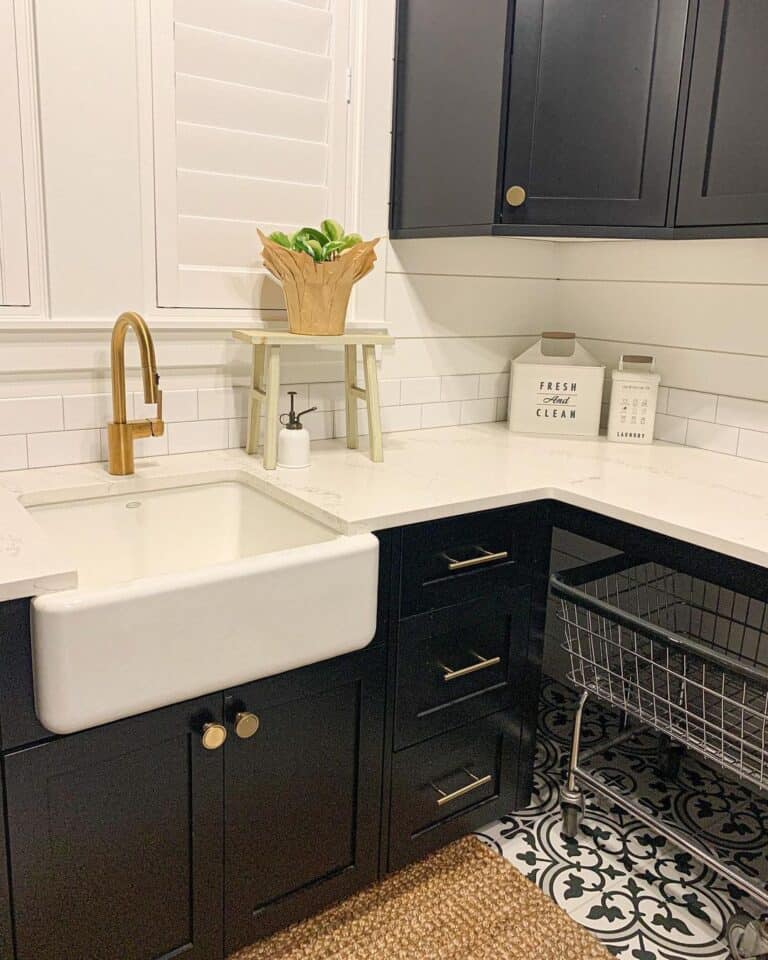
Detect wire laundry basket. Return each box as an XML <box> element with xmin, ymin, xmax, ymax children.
<box><xmin>550</xmin><ymin>554</ymin><xmax>768</xmax><ymax>959</ymax></box>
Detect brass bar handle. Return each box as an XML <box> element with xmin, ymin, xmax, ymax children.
<box><xmin>443</xmin><ymin>547</ymin><xmax>509</xmax><ymax>571</ymax></box>
<box><xmin>442</xmin><ymin>654</ymin><xmax>502</xmax><ymax>682</ymax></box>
<box><xmin>432</xmin><ymin>769</ymin><xmax>493</xmax><ymax>807</ymax></box>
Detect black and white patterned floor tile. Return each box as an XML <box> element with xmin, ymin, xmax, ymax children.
<box><xmin>475</xmin><ymin>676</ymin><xmax>768</xmax><ymax>960</ymax></box>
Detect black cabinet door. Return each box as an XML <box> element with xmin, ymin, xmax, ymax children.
<box><xmin>223</xmin><ymin>647</ymin><xmax>385</xmax><ymax>954</ymax></box>
<box><xmin>0</xmin><ymin>768</ymin><xmax>12</xmax><ymax>960</ymax></box>
<box><xmin>503</xmin><ymin>0</ymin><xmax>689</xmax><ymax>226</ymax></box>
<box><xmin>677</xmin><ymin>0</ymin><xmax>768</xmax><ymax>225</ymax></box>
<box><xmin>5</xmin><ymin>696</ymin><xmax>224</xmax><ymax>960</ymax></box>
<box><xmin>390</xmin><ymin>0</ymin><xmax>511</xmax><ymax>232</ymax></box>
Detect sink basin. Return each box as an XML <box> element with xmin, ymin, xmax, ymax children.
<box><xmin>30</xmin><ymin>481</ymin><xmax>379</xmax><ymax>734</ymax></box>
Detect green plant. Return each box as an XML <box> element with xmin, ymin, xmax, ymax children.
<box><xmin>268</xmin><ymin>220</ymin><xmax>363</xmax><ymax>263</ymax></box>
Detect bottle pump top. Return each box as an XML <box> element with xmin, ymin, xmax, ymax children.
<box><xmin>280</xmin><ymin>391</ymin><xmax>317</xmax><ymax>430</ymax></box>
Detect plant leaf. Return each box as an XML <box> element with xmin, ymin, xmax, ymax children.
<box><xmin>340</xmin><ymin>233</ymin><xmax>363</xmax><ymax>250</ymax></box>
<box><xmin>322</xmin><ymin>240</ymin><xmax>346</xmax><ymax>259</ymax></box>
<box><xmin>268</xmin><ymin>231</ymin><xmax>292</xmax><ymax>248</ymax></box>
<box><xmin>321</xmin><ymin>218</ymin><xmax>344</xmax><ymax>242</ymax></box>
<box><xmin>295</xmin><ymin>226</ymin><xmax>330</xmax><ymax>246</ymax></box>
<box><xmin>305</xmin><ymin>238</ymin><xmax>324</xmax><ymax>261</ymax></box>
<box><xmin>292</xmin><ymin>237</ymin><xmax>316</xmax><ymax>259</ymax></box>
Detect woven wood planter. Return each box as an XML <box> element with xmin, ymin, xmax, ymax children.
<box><xmin>259</xmin><ymin>229</ymin><xmax>379</xmax><ymax>336</ymax></box>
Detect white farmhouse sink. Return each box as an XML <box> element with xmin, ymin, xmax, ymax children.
<box><xmin>30</xmin><ymin>481</ymin><xmax>378</xmax><ymax>734</ymax></box>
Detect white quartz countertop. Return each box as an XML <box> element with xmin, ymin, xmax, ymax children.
<box><xmin>3</xmin><ymin>422</ymin><xmax>768</xmax><ymax>600</ymax></box>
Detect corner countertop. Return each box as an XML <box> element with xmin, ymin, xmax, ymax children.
<box><xmin>2</xmin><ymin>422</ymin><xmax>768</xmax><ymax>600</ymax></box>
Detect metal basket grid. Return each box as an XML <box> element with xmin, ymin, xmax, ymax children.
<box><xmin>556</xmin><ymin>561</ymin><xmax>768</xmax><ymax>791</ymax></box>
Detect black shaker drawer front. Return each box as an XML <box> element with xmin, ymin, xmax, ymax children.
<box><xmin>401</xmin><ymin>509</ymin><xmax>534</xmax><ymax>616</ymax></box>
<box><xmin>395</xmin><ymin>592</ymin><xmax>530</xmax><ymax>749</ymax></box>
<box><xmin>388</xmin><ymin>713</ymin><xmax>521</xmax><ymax>871</ymax></box>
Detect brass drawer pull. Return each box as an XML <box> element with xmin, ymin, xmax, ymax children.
<box><xmin>443</xmin><ymin>547</ymin><xmax>509</xmax><ymax>571</ymax></box>
<box><xmin>441</xmin><ymin>653</ymin><xmax>502</xmax><ymax>682</ymax></box>
<box><xmin>432</xmin><ymin>769</ymin><xmax>493</xmax><ymax>807</ymax></box>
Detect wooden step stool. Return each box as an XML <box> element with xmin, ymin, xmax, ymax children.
<box><xmin>232</xmin><ymin>328</ymin><xmax>394</xmax><ymax>470</ymax></box>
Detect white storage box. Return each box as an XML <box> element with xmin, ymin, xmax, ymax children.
<box><xmin>508</xmin><ymin>332</ymin><xmax>605</xmax><ymax>437</ymax></box>
<box><xmin>606</xmin><ymin>354</ymin><xmax>661</xmax><ymax>444</ymax></box>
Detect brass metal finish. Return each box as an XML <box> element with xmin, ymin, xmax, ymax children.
<box><xmin>201</xmin><ymin>722</ymin><xmax>227</xmax><ymax>750</ymax></box>
<box><xmin>107</xmin><ymin>311</ymin><xmax>164</xmax><ymax>475</ymax></box>
<box><xmin>444</xmin><ymin>548</ymin><xmax>509</xmax><ymax>572</ymax></box>
<box><xmin>505</xmin><ymin>185</ymin><xmax>527</xmax><ymax>207</ymax></box>
<box><xmin>442</xmin><ymin>654</ymin><xmax>502</xmax><ymax>682</ymax></box>
<box><xmin>541</xmin><ymin>331</ymin><xmax>576</xmax><ymax>340</ymax></box>
<box><xmin>432</xmin><ymin>770</ymin><xmax>493</xmax><ymax>807</ymax></box>
<box><xmin>234</xmin><ymin>712</ymin><xmax>260</xmax><ymax>739</ymax></box>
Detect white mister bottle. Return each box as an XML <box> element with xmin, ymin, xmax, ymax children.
<box><xmin>277</xmin><ymin>391</ymin><xmax>317</xmax><ymax>468</ymax></box>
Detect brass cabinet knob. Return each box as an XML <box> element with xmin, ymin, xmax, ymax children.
<box><xmin>505</xmin><ymin>185</ymin><xmax>527</xmax><ymax>207</ymax></box>
<box><xmin>234</xmin><ymin>712</ymin><xmax>260</xmax><ymax>739</ymax></box>
<box><xmin>201</xmin><ymin>722</ymin><xmax>227</xmax><ymax>750</ymax></box>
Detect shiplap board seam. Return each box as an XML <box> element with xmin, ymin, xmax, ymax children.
<box><xmin>176</xmin><ymin>166</ymin><xmax>323</xmax><ymax>189</ymax></box>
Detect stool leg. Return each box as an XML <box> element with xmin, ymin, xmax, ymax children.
<box><xmin>344</xmin><ymin>344</ymin><xmax>359</xmax><ymax>450</ymax></box>
<box><xmin>263</xmin><ymin>344</ymin><xmax>281</xmax><ymax>470</ymax></box>
<box><xmin>362</xmin><ymin>344</ymin><xmax>383</xmax><ymax>462</ymax></box>
<box><xmin>246</xmin><ymin>344</ymin><xmax>265</xmax><ymax>455</ymax></box>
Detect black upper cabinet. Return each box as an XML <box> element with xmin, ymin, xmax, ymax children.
<box><xmin>5</xmin><ymin>696</ymin><xmax>224</xmax><ymax>960</ymax></box>
<box><xmin>677</xmin><ymin>0</ymin><xmax>768</xmax><ymax>225</ymax></box>
<box><xmin>391</xmin><ymin>0</ymin><xmax>768</xmax><ymax>238</ymax></box>
<box><xmin>223</xmin><ymin>648</ymin><xmax>385</xmax><ymax>955</ymax></box>
<box><xmin>502</xmin><ymin>0</ymin><xmax>688</xmax><ymax>227</ymax></box>
<box><xmin>390</xmin><ymin>0</ymin><xmax>511</xmax><ymax>233</ymax></box>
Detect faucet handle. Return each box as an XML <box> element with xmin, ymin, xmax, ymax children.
<box><xmin>150</xmin><ymin>388</ymin><xmax>164</xmax><ymax>437</ymax></box>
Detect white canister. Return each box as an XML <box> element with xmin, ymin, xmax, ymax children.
<box><xmin>606</xmin><ymin>355</ymin><xmax>661</xmax><ymax>444</ymax></box>
<box><xmin>508</xmin><ymin>332</ymin><xmax>605</xmax><ymax>437</ymax></box>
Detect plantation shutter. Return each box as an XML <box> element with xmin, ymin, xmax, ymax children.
<box><xmin>0</xmin><ymin>0</ymin><xmax>30</xmax><ymax>307</ymax></box>
<box><xmin>151</xmin><ymin>0</ymin><xmax>352</xmax><ymax>310</ymax></box>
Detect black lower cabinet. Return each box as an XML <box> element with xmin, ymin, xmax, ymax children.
<box><xmin>388</xmin><ymin>712</ymin><xmax>521</xmax><ymax>871</ymax></box>
<box><xmin>223</xmin><ymin>647</ymin><xmax>385</xmax><ymax>955</ymax></box>
<box><xmin>4</xmin><ymin>695</ymin><xmax>224</xmax><ymax>960</ymax></box>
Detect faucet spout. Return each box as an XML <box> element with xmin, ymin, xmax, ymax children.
<box><xmin>107</xmin><ymin>312</ymin><xmax>164</xmax><ymax>475</ymax></box>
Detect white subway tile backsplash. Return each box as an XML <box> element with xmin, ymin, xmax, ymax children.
<box><xmin>0</xmin><ymin>435</ymin><xmax>28</xmax><ymax>471</ymax></box>
<box><xmin>684</xmin><ymin>419</ymin><xmax>739</xmax><ymax>456</ymax></box>
<box><xmin>64</xmin><ymin>393</ymin><xmax>124</xmax><ymax>430</ymax></box>
<box><xmin>381</xmin><ymin>404</ymin><xmax>422</xmax><ymax>433</ymax></box>
<box><xmin>400</xmin><ymin>378</ymin><xmax>439</xmax><ymax>405</ymax></box>
<box><xmin>656</xmin><ymin>386</ymin><xmax>669</xmax><ymax>414</ymax></box>
<box><xmin>133</xmin><ymin>432</ymin><xmax>169</xmax><ymax>459</ymax></box>
<box><xmin>302</xmin><ymin>409</ymin><xmax>334</xmax><ymax>441</ymax></box>
<box><xmin>28</xmin><ymin>429</ymin><xmax>101</xmax><ymax>468</ymax></box>
<box><xmin>0</xmin><ymin>396</ymin><xmax>63</xmax><ymax>436</ymax></box>
<box><xmin>478</xmin><ymin>372</ymin><xmax>510</xmax><ymax>399</ymax></box>
<box><xmin>333</xmin><ymin>408</ymin><xmax>369</xmax><ymax>439</ymax></box>
<box><xmin>198</xmin><ymin>387</ymin><xmax>247</xmax><ymax>420</ymax></box>
<box><xmin>716</xmin><ymin>395</ymin><xmax>768</xmax><ymax>433</ymax></box>
<box><xmin>495</xmin><ymin>397</ymin><xmax>508</xmax><ymax>422</ymax></box>
<box><xmin>666</xmin><ymin>388</ymin><xmax>717</xmax><ymax>422</ymax></box>
<box><xmin>228</xmin><ymin>418</ymin><xmax>247</xmax><ymax>449</ymax></box>
<box><xmin>378</xmin><ymin>379</ymin><xmax>403</xmax><ymax>407</ymax></box>
<box><xmin>653</xmin><ymin>413</ymin><xmax>687</xmax><ymax>445</ymax></box>
<box><xmin>441</xmin><ymin>375</ymin><xmax>479</xmax><ymax>402</ymax></box>
<box><xmin>167</xmin><ymin>419</ymin><xmax>229</xmax><ymax>454</ymax></box>
<box><xmin>460</xmin><ymin>397</ymin><xmax>497</xmax><ymax>425</ymax></box>
<box><xmin>737</xmin><ymin>429</ymin><xmax>768</xmax><ymax>464</ymax></box>
<box><xmin>308</xmin><ymin>381</ymin><xmax>345</xmax><ymax>411</ymax></box>
<box><xmin>421</xmin><ymin>401</ymin><xmax>461</xmax><ymax>429</ymax></box>
<box><xmin>134</xmin><ymin>389</ymin><xmax>197</xmax><ymax>423</ymax></box>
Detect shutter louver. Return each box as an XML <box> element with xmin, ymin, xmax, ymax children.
<box><xmin>152</xmin><ymin>0</ymin><xmax>350</xmax><ymax>309</ymax></box>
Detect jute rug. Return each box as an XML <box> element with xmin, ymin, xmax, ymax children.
<box><xmin>229</xmin><ymin>836</ymin><xmax>612</xmax><ymax>960</ymax></box>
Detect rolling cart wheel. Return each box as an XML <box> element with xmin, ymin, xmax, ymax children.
<box><xmin>726</xmin><ymin>911</ymin><xmax>768</xmax><ymax>960</ymax></box>
<box><xmin>657</xmin><ymin>735</ymin><xmax>685</xmax><ymax>780</ymax></box>
<box><xmin>561</xmin><ymin>802</ymin><xmax>582</xmax><ymax>839</ymax></box>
